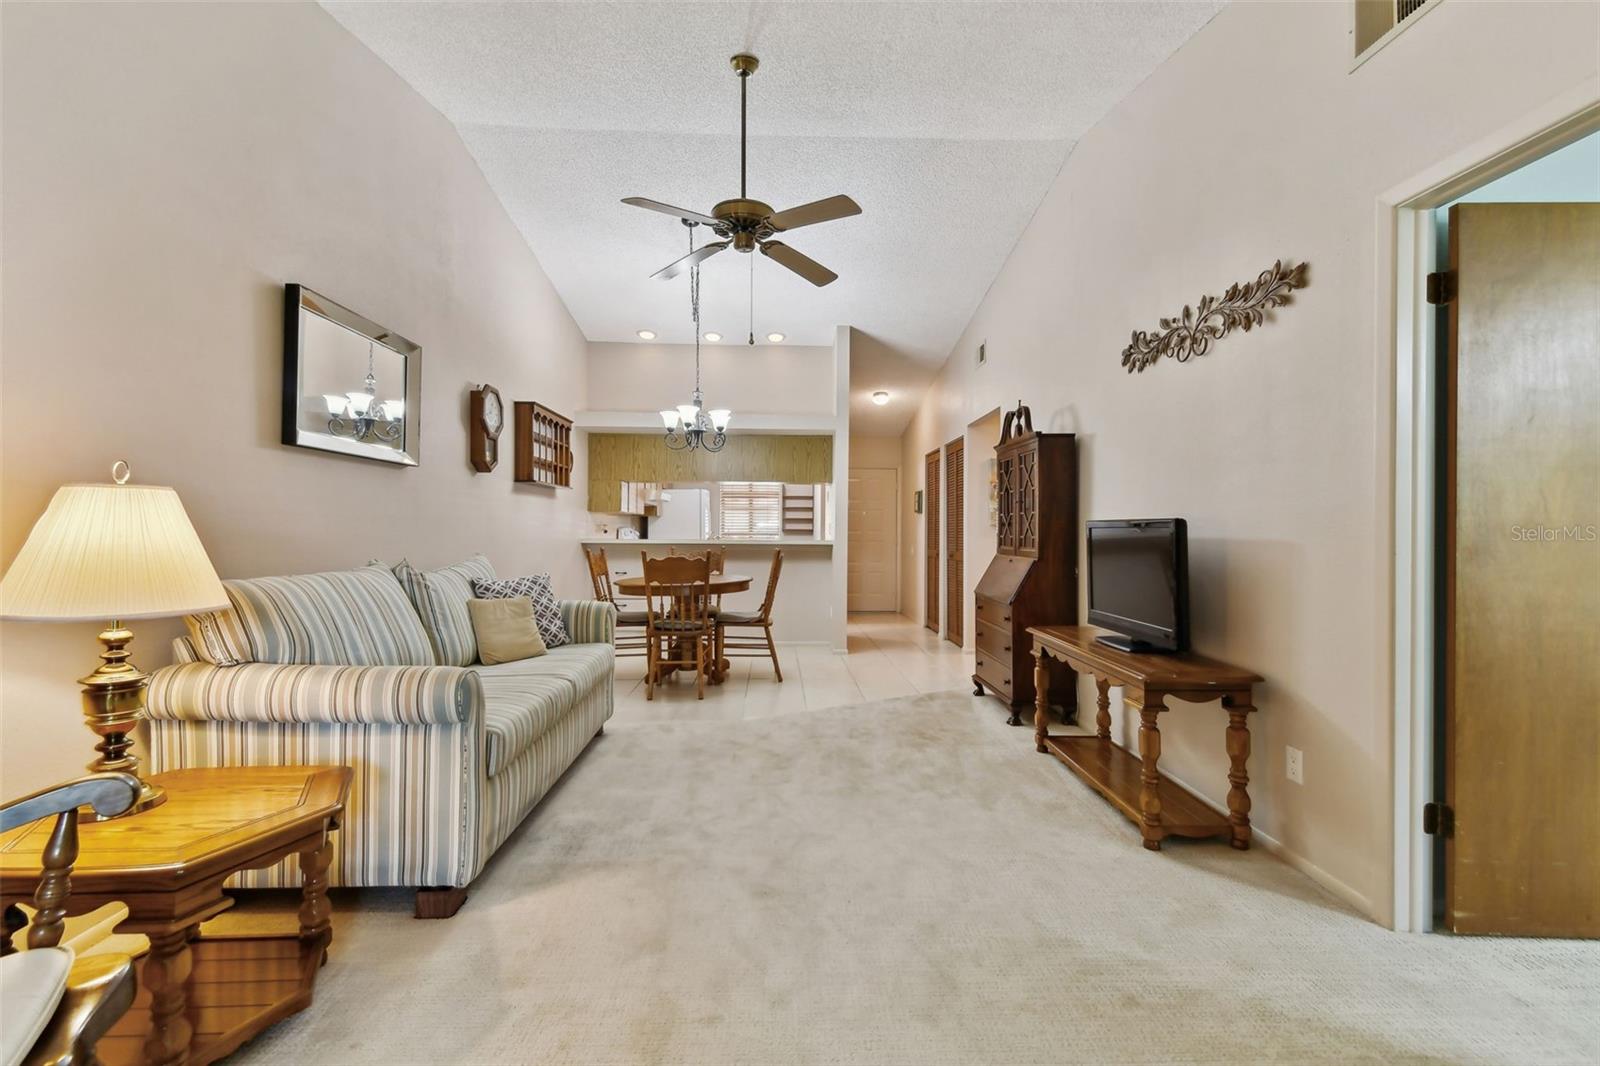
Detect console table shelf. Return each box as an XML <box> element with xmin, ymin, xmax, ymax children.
<box><xmin>1040</xmin><ymin>735</ymin><xmax>1231</xmax><ymax>840</ymax></box>
<box><xmin>1028</xmin><ymin>625</ymin><xmax>1262</xmax><ymax>851</ymax></box>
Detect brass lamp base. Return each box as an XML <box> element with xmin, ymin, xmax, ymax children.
<box><xmin>77</xmin><ymin>622</ymin><xmax>166</xmax><ymax>821</ymax></box>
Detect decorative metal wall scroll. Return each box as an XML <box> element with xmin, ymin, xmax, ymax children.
<box><xmin>1120</xmin><ymin>260</ymin><xmax>1308</xmax><ymax>374</ymax></box>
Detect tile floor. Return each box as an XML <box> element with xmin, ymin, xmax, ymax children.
<box><xmin>610</xmin><ymin>613</ymin><xmax>976</xmax><ymax>724</ymax></box>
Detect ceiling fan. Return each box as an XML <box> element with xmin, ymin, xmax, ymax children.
<box><xmin>623</xmin><ymin>54</ymin><xmax>860</xmax><ymax>287</ymax></box>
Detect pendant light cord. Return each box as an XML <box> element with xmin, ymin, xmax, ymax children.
<box><xmin>689</xmin><ymin>223</ymin><xmax>702</xmax><ymax>401</ymax></box>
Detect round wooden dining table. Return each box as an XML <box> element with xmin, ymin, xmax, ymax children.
<box><xmin>613</xmin><ymin>573</ymin><xmax>752</xmax><ymax>683</ymax></box>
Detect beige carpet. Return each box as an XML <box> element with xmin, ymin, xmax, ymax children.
<box><xmin>232</xmin><ymin>691</ymin><xmax>1599</xmax><ymax>1065</ymax></box>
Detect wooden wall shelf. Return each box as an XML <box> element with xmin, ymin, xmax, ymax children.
<box><xmin>514</xmin><ymin>402</ymin><xmax>574</xmax><ymax>488</ymax></box>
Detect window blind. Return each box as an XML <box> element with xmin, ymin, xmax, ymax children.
<box><xmin>719</xmin><ymin>481</ymin><xmax>784</xmax><ymax>539</ymax></box>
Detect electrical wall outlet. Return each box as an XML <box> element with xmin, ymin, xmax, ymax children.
<box><xmin>1286</xmin><ymin>745</ymin><xmax>1304</xmax><ymax>785</ymax></box>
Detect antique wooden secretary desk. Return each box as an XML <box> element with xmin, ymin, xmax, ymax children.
<box><xmin>971</xmin><ymin>403</ymin><xmax>1079</xmax><ymax>725</ymax></box>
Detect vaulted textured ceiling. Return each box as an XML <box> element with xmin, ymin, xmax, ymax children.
<box><xmin>323</xmin><ymin>1</ymin><xmax>1222</xmax><ymax>432</ymax></box>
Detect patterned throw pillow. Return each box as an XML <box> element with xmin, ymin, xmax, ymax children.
<box><xmin>472</xmin><ymin>574</ymin><xmax>570</xmax><ymax>649</ymax></box>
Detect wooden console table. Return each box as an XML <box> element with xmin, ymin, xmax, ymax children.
<box><xmin>1</xmin><ymin>766</ymin><xmax>351</xmax><ymax>1066</ymax></box>
<box><xmin>1028</xmin><ymin>626</ymin><xmax>1261</xmax><ymax>851</ymax></box>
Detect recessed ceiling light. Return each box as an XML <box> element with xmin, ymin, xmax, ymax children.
<box><xmin>871</xmin><ymin>391</ymin><xmax>891</xmax><ymax>406</ymax></box>
<box><xmin>766</xmin><ymin>332</ymin><xmax>785</xmax><ymax>343</ymax></box>
<box><xmin>703</xmin><ymin>332</ymin><xmax>722</xmax><ymax>342</ymax></box>
<box><xmin>636</xmin><ymin>329</ymin><xmax>656</xmax><ymax>340</ymax></box>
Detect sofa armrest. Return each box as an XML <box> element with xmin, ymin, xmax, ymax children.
<box><xmin>146</xmin><ymin>662</ymin><xmax>482</xmax><ymax>726</ymax></box>
<box><xmin>560</xmin><ymin>599</ymin><xmax>615</xmax><ymax>645</ymax></box>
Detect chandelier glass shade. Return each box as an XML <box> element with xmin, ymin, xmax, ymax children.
<box><xmin>324</xmin><ymin>340</ymin><xmax>405</xmax><ymax>443</ymax></box>
<box><xmin>662</xmin><ymin>224</ymin><xmax>732</xmax><ymax>452</ymax></box>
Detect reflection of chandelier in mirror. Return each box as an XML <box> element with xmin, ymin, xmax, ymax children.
<box><xmin>659</xmin><ymin>222</ymin><xmax>732</xmax><ymax>452</ymax></box>
<box><xmin>324</xmin><ymin>340</ymin><xmax>404</xmax><ymax>443</ymax></box>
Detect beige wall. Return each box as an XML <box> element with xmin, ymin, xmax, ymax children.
<box><xmin>1</xmin><ymin>3</ymin><xmax>593</xmax><ymax>795</ymax></box>
<box><xmin>902</xmin><ymin>0</ymin><xmax>1600</xmax><ymax>920</ymax></box>
<box><xmin>586</xmin><ymin>341</ymin><xmax>834</xmax><ymax>417</ymax></box>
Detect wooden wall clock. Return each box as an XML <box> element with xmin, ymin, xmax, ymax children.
<box><xmin>468</xmin><ymin>384</ymin><xmax>503</xmax><ymax>472</ymax></box>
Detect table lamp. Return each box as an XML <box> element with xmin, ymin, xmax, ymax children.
<box><xmin>0</xmin><ymin>461</ymin><xmax>228</xmax><ymax>818</ymax></box>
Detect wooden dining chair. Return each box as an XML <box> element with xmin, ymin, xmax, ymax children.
<box><xmin>717</xmin><ymin>550</ymin><xmax>784</xmax><ymax>681</ymax></box>
<box><xmin>641</xmin><ymin>553</ymin><xmax>714</xmax><ymax>700</ymax></box>
<box><xmin>584</xmin><ymin>546</ymin><xmax>648</xmax><ymax>658</ymax></box>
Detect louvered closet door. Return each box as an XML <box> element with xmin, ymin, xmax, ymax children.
<box><xmin>944</xmin><ymin>437</ymin><xmax>964</xmax><ymax>647</ymax></box>
<box><xmin>925</xmin><ymin>449</ymin><xmax>941</xmax><ymax>632</ymax></box>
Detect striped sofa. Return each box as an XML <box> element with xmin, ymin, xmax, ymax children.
<box><xmin>143</xmin><ymin>557</ymin><xmax>613</xmax><ymax>917</ymax></box>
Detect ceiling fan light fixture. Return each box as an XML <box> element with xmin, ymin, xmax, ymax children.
<box><xmin>766</xmin><ymin>332</ymin><xmax>785</xmax><ymax>343</ymax></box>
<box><xmin>637</xmin><ymin>329</ymin><xmax>657</xmax><ymax>340</ymax></box>
<box><xmin>703</xmin><ymin>332</ymin><xmax>722</xmax><ymax>342</ymax></box>
<box><xmin>871</xmin><ymin>391</ymin><xmax>891</xmax><ymax>406</ymax></box>
<box><xmin>623</xmin><ymin>55</ymin><xmax>859</xmax><ymax>288</ymax></box>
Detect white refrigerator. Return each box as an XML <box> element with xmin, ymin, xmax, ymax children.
<box><xmin>648</xmin><ymin>488</ymin><xmax>710</xmax><ymax>540</ymax></box>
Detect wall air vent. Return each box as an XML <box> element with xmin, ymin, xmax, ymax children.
<box><xmin>1353</xmin><ymin>0</ymin><xmax>1437</xmax><ymax>66</ymax></box>
<box><xmin>977</xmin><ymin>341</ymin><xmax>987</xmax><ymax>367</ymax></box>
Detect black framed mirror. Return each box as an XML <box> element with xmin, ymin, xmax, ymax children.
<box><xmin>282</xmin><ymin>284</ymin><xmax>421</xmax><ymax>466</ymax></box>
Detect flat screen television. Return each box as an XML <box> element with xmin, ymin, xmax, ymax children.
<box><xmin>1085</xmin><ymin>519</ymin><xmax>1189</xmax><ymax>653</ymax></box>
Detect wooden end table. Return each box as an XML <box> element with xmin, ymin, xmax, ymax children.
<box><xmin>1028</xmin><ymin>626</ymin><xmax>1262</xmax><ymax>851</ymax></box>
<box><xmin>0</xmin><ymin>766</ymin><xmax>351</xmax><ymax>1066</ymax></box>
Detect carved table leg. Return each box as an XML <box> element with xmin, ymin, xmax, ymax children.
<box><xmin>1135</xmin><ymin>699</ymin><xmax>1164</xmax><ymax>851</ymax></box>
<box><xmin>299</xmin><ymin>833</ymin><xmax>334</xmax><ymax>965</ymax></box>
<box><xmin>142</xmin><ymin>926</ymin><xmax>195</xmax><ymax>1066</ymax></box>
<box><xmin>1032</xmin><ymin>649</ymin><xmax>1050</xmax><ymax>750</ymax></box>
<box><xmin>1095</xmin><ymin>678</ymin><xmax>1112</xmax><ymax>741</ymax></box>
<box><xmin>1224</xmin><ymin>697</ymin><xmax>1254</xmax><ymax>850</ymax></box>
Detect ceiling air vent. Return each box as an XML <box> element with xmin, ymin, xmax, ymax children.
<box><xmin>1354</xmin><ymin>0</ymin><xmax>1435</xmax><ymax>64</ymax></box>
<box><xmin>977</xmin><ymin>341</ymin><xmax>987</xmax><ymax>367</ymax></box>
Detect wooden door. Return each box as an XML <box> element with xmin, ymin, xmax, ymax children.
<box><xmin>944</xmin><ymin>437</ymin><xmax>965</xmax><ymax>646</ymax></box>
<box><xmin>1445</xmin><ymin>202</ymin><xmax>1599</xmax><ymax>937</ymax></box>
<box><xmin>847</xmin><ymin>468</ymin><xmax>898</xmax><ymax>612</ymax></box>
<box><xmin>924</xmin><ymin>449</ymin><xmax>940</xmax><ymax>632</ymax></box>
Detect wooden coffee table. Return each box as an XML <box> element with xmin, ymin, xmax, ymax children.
<box><xmin>0</xmin><ymin>766</ymin><xmax>351</xmax><ymax>1066</ymax></box>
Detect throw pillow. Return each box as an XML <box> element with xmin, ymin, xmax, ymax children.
<box><xmin>466</xmin><ymin>597</ymin><xmax>547</xmax><ymax>665</ymax></box>
<box><xmin>184</xmin><ymin>608</ymin><xmax>253</xmax><ymax>666</ymax></box>
<box><xmin>472</xmin><ymin>574</ymin><xmax>570</xmax><ymax>648</ymax></box>
<box><xmin>393</xmin><ymin>555</ymin><xmax>497</xmax><ymax>667</ymax></box>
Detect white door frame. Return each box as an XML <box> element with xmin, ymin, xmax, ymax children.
<box><xmin>1381</xmin><ymin>84</ymin><xmax>1599</xmax><ymax>933</ymax></box>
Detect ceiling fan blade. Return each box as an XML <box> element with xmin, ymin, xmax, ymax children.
<box><xmin>766</xmin><ymin>194</ymin><xmax>861</xmax><ymax>232</ymax></box>
<box><xmin>759</xmin><ymin>241</ymin><xmax>838</xmax><ymax>287</ymax></box>
<box><xmin>622</xmin><ymin>197</ymin><xmax>721</xmax><ymax>228</ymax></box>
<box><xmin>651</xmin><ymin>241</ymin><xmax>729</xmax><ymax>281</ymax></box>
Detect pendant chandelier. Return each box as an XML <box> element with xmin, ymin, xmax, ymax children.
<box><xmin>324</xmin><ymin>340</ymin><xmax>405</xmax><ymax>444</ymax></box>
<box><xmin>660</xmin><ymin>222</ymin><xmax>732</xmax><ymax>451</ymax></box>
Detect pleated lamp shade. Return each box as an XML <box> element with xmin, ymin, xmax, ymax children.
<box><xmin>0</xmin><ymin>482</ymin><xmax>229</xmax><ymax>622</ymax></box>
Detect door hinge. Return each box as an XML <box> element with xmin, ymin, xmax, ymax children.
<box><xmin>1422</xmin><ymin>802</ymin><xmax>1453</xmax><ymax>836</ymax></box>
<box><xmin>1426</xmin><ymin>271</ymin><xmax>1457</xmax><ymax>305</ymax></box>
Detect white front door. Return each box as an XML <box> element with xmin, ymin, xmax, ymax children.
<box><xmin>847</xmin><ymin>467</ymin><xmax>898</xmax><ymax>612</ymax></box>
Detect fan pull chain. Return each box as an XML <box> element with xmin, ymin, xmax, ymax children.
<box><xmin>748</xmin><ymin>254</ymin><xmax>755</xmax><ymax>346</ymax></box>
